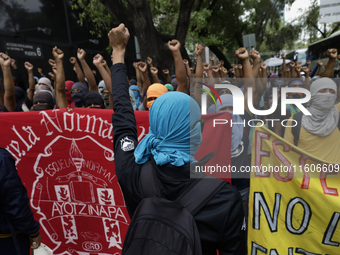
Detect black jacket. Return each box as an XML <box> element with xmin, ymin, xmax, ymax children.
<box><xmin>111</xmin><ymin>63</ymin><xmax>246</xmax><ymax>255</ymax></box>
<box><xmin>0</xmin><ymin>147</ymin><xmax>40</xmax><ymax>238</ymax></box>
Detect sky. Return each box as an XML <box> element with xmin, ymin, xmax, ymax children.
<box><xmin>285</xmin><ymin>0</ymin><xmax>316</xmax><ymax>23</ymax></box>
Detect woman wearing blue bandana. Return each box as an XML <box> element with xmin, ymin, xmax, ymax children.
<box><xmin>109</xmin><ymin>23</ymin><xmax>245</xmax><ymax>254</ymax></box>
<box><xmin>129</xmin><ymin>85</ymin><xmax>141</xmax><ymax>108</ymax></box>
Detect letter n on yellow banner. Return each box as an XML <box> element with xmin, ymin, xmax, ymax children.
<box><xmin>248</xmin><ymin>125</ymin><xmax>340</xmax><ymax>254</ymax></box>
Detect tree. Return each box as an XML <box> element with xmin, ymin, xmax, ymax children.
<box><xmin>301</xmin><ymin>0</ymin><xmax>340</xmax><ymax>42</ymax></box>
<box><xmin>71</xmin><ymin>0</ymin><xmax>300</xmax><ymax>72</ymax></box>
<box><xmin>72</xmin><ymin>0</ymin><xmax>195</xmax><ymax>79</ymax></box>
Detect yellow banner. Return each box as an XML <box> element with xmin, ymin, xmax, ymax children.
<box><xmin>248</xmin><ymin>126</ymin><xmax>340</xmax><ymax>255</ymax></box>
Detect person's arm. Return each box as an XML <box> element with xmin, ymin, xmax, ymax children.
<box><xmin>168</xmin><ymin>39</ymin><xmax>187</xmax><ymax>93</ymax></box>
<box><xmin>316</xmin><ymin>61</ymin><xmax>323</xmax><ymax>76</ymax></box>
<box><xmin>69</xmin><ymin>57</ymin><xmax>86</xmax><ymax>83</ymax></box>
<box><xmin>195</xmin><ymin>44</ymin><xmax>204</xmax><ymax>79</ymax></box>
<box><xmin>183</xmin><ymin>59</ymin><xmax>192</xmax><ymax>78</ymax></box>
<box><xmin>286</xmin><ymin>68</ymin><xmax>291</xmax><ymax>78</ymax></box>
<box><xmin>220</xmin><ymin>67</ymin><xmax>228</xmax><ymax>79</ymax></box>
<box><xmin>209</xmin><ymin>56</ymin><xmax>216</xmax><ymax>67</ymax></box>
<box><xmin>10</xmin><ymin>59</ymin><xmax>26</xmax><ymax>91</ymax></box>
<box><xmin>306</xmin><ymin>60</ymin><xmax>311</xmax><ymax>72</ymax></box>
<box><xmin>77</xmin><ymin>49</ymin><xmax>98</xmax><ymax>91</ymax></box>
<box><xmin>238</xmin><ymin>64</ymin><xmax>244</xmax><ymax>78</ymax></box>
<box><xmin>301</xmin><ymin>66</ymin><xmax>310</xmax><ymax>91</ymax></box>
<box><xmin>94</xmin><ymin>54</ymin><xmax>113</xmax><ymax>109</ymax></box>
<box><xmin>0</xmin><ymin>148</ymin><xmax>42</xmax><ymax>249</ymax></box>
<box><xmin>52</xmin><ymin>47</ymin><xmax>68</xmax><ymax>109</ymax></box>
<box><xmin>250</xmin><ymin>49</ymin><xmax>261</xmax><ymax>78</ymax></box>
<box><xmin>235</xmin><ymin>48</ymin><xmax>255</xmax><ymax>117</ymax></box>
<box><xmin>281</xmin><ymin>53</ymin><xmax>286</xmax><ymax>78</ymax></box>
<box><xmin>290</xmin><ymin>62</ymin><xmax>297</xmax><ymax>78</ymax></box>
<box><xmin>203</xmin><ymin>63</ymin><xmax>215</xmax><ymax>85</ymax></box>
<box><xmin>0</xmin><ymin>53</ymin><xmax>16</xmax><ymax>112</ymax></box>
<box><xmin>24</xmin><ymin>62</ymin><xmax>35</xmax><ymax>102</ymax></box>
<box><xmin>37</xmin><ymin>68</ymin><xmax>45</xmax><ymax>78</ymax></box>
<box><xmin>103</xmin><ymin>60</ymin><xmax>111</xmax><ymax>77</ymax></box>
<box><xmin>150</xmin><ymin>67</ymin><xmax>160</xmax><ymax>84</ymax></box>
<box><xmin>108</xmin><ymin>24</ymin><xmax>140</xmax><ymax>181</ymax></box>
<box><xmin>0</xmin><ymin>79</ymin><xmax>4</xmax><ymax>107</ymax></box>
<box><xmin>138</xmin><ymin>62</ymin><xmax>151</xmax><ymax>94</ymax></box>
<box><xmin>295</xmin><ymin>66</ymin><xmax>302</xmax><ymax>78</ymax></box>
<box><xmin>132</xmin><ymin>62</ymin><xmax>143</xmax><ymax>92</ymax></box>
<box><xmin>322</xmin><ymin>48</ymin><xmax>337</xmax><ymax>78</ymax></box>
<box><xmin>162</xmin><ymin>69</ymin><xmax>171</xmax><ymax>84</ymax></box>
<box><xmin>212</xmin><ymin>65</ymin><xmax>220</xmax><ymax>79</ymax></box>
<box><xmin>146</xmin><ymin>57</ymin><xmax>153</xmax><ymax>68</ymax></box>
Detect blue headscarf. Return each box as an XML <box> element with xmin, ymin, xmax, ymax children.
<box><xmin>129</xmin><ymin>85</ymin><xmax>140</xmax><ymax>108</ymax></box>
<box><xmin>134</xmin><ymin>92</ymin><xmax>202</xmax><ymax>166</ymax></box>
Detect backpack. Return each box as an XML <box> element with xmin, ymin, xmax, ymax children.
<box><xmin>292</xmin><ymin>112</ymin><xmax>340</xmax><ymax>146</ymax></box>
<box><xmin>122</xmin><ymin>160</ymin><xmax>227</xmax><ymax>255</ymax></box>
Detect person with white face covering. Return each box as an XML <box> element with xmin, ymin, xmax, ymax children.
<box><xmin>284</xmin><ymin>77</ymin><xmax>340</xmax><ymax>162</ymax></box>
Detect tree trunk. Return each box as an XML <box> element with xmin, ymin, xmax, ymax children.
<box><xmin>102</xmin><ymin>0</ymin><xmax>175</xmax><ymax>82</ymax></box>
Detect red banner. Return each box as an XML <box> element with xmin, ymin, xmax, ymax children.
<box><xmin>0</xmin><ymin>109</ymin><xmax>230</xmax><ymax>254</ymax></box>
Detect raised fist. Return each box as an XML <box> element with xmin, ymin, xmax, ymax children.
<box><xmin>150</xmin><ymin>67</ymin><xmax>158</xmax><ymax>75</ymax></box>
<box><xmin>301</xmin><ymin>66</ymin><xmax>309</xmax><ymax>73</ymax></box>
<box><xmin>249</xmin><ymin>48</ymin><xmax>260</xmax><ymax>60</ymax></box>
<box><xmin>195</xmin><ymin>44</ymin><xmax>204</xmax><ymax>56</ymax></box>
<box><xmin>24</xmin><ymin>61</ymin><xmax>33</xmax><ymax>71</ymax></box>
<box><xmin>281</xmin><ymin>53</ymin><xmax>285</xmax><ymax>58</ymax></box>
<box><xmin>146</xmin><ymin>57</ymin><xmax>152</xmax><ymax>65</ymax></box>
<box><xmin>48</xmin><ymin>72</ymin><xmax>54</xmax><ymax>80</ymax></box>
<box><xmin>52</xmin><ymin>46</ymin><xmax>64</xmax><ymax>60</ymax></box>
<box><xmin>10</xmin><ymin>59</ymin><xmax>17</xmax><ymax>68</ymax></box>
<box><xmin>221</xmin><ymin>67</ymin><xmax>228</xmax><ymax>74</ymax></box>
<box><xmin>203</xmin><ymin>63</ymin><xmax>210</xmax><ymax>71</ymax></box>
<box><xmin>133</xmin><ymin>62</ymin><xmax>138</xmax><ymax>69</ymax></box>
<box><xmin>260</xmin><ymin>63</ymin><xmax>267</xmax><ymax>70</ymax></box>
<box><xmin>327</xmin><ymin>48</ymin><xmax>337</xmax><ymax>59</ymax></box>
<box><xmin>212</xmin><ymin>65</ymin><xmax>219</xmax><ymax>73</ymax></box>
<box><xmin>306</xmin><ymin>60</ymin><xmax>311</xmax><ymax>65</ymax></box>
<box><xmin>48</xmin><ymin>59</ymin><xmax>56</xmax><ymax>67</ymax></box>
<box><xmin>168</xmin><ymin>39</ymin><xmax>180</xmax><ymax>52</ymax></box>
<box><xmin>162</xmin><ymin>69</ymin><xmax>169</xmax><ymax>75</ymax></box>
<box><xmin>69</xmin><ymin>57</ymin><xmax>77</xmax><ymax>65</ymax></box>
<box><xmin>93</xmin><ymin>54</ymin><xmax>104</xmax><ymax>66</ymax></box>
<box><xmin>38</xmin><ymin>68</ymin><xmax>43</xmax><ymax>74</ymax></box>
<box><xmin>183</xmin><ymin>59</ymin><xmax>189</xmax><ymax>65</ymax></box>
<box><xmin>237</xmin><ymin>64</ymin><xmax>243</xmax><ymax>69</ymax></box>
<box><xmin>0</xmin><ymin>53</ymin><xmax>11</xmax><ymax>67</ymax></box>
<box><xmin>138</xmin><ymin>62</ymin><xmax>147</xmax><ymax>73</ymax></box>
<box><xmin>289</xmin><ymin>61</ymin><xmax>295</xmax><ymax>67</ymax></box>
<box><xmin>77</xmin><ymin>48</ymin><xmax>86</xmax><ymax>60</ymax></box>
<box><xmin>235</xmin><ymin>47</ymin><xmax>249</xmax><ymax>60</ymax></box>
<box><xmin>108</xmin><ymin>23</ymin><xmax>130</xmax><ymax>50</ymax></box>
<box><xmin>296</xmin><ymin>61</ymin><xmax>302</xmax><ymax>67</ymax></box>
<box><xmin>317</xmin><ymin>61</ymin><xmax>323</xmax><ymax>67</ymax></box>
<box><xmin>209</xmin><ymin>57</ymin><xmax>215</xmax><ymax>62</ymax></box>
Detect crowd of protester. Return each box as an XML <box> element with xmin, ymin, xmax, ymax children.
<box><xmin>0</xmin><ymin>23</ymin><xmax>340</xmax><ymax>254</ymax></box>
